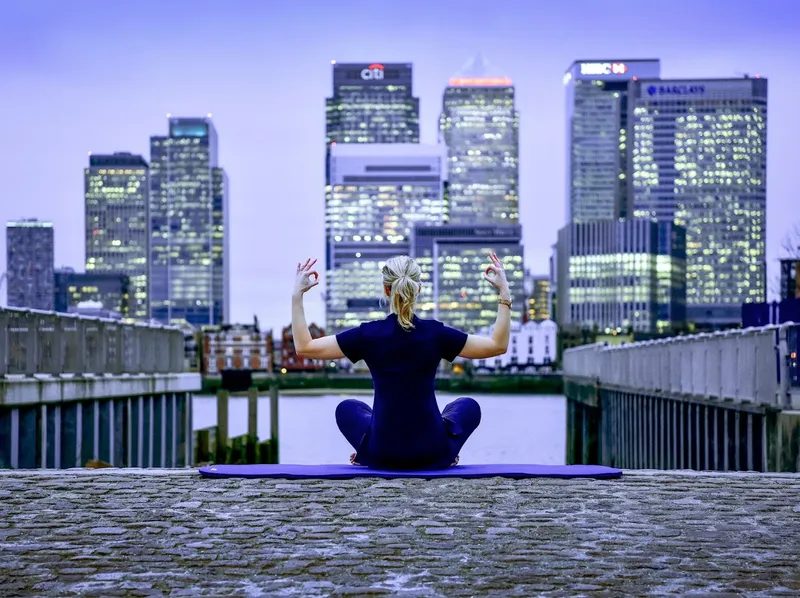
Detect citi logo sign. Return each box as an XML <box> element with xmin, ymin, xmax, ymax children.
<box><xmin>361</xmin><ymin>64</ymin><xmax>384</xmax><ymax>80</ymax></box>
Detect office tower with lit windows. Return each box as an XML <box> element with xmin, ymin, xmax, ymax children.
<box><xmin>564</xmin><ymin>59</ymin><xmax>661</xmax><ymax>223</ymax></box>
<box><xmin>411</xmin><ymin>224</ymin><xmax>525</xmax><ymax>333</ymax></box>
<box><xmin>324</xmin><ymin>62</ymin><xmax>421</xmax><ymax>332</ymax></box>
<box><xmin>326</xmin><ymin>144</ymin><xmax>448</xmax><ymax>333</ymax></box>
<box><xmin>524</xmin><ymin>272</ymin><xmax>551</xmax><ymax>321</ymax></box>
<box><xmin>149</xmin><ymin>116</ymin><xmax>229</xmax><ymax>327</ymax></box>
<box><xmin>556</xmin><ymin>219</ymin><xmax>686</xmax><ymax>334</ymax></box>
<box><xmin>6</xmin><ymin>219</ymin><xmax>55</xmax><ymax>310</ymax></box>
<box><xmin>631</xmin><ymin>77</ymin><xmax>767</xmax><ymax>327</ymax></box>
<box><xmin>325</xmin><ymin>62</ymin><xmax>419</xmax><ymax>183</ymax></box>
<box><xmin>548</xmin><ymin>246</ymin><xmax>559</xmax><ymax>323</ymax></box>
<box><xmin>85</xmin><ymin>152</ymin><xmax>149</xmax><ymax>319</ymax></box>
<box><xmin>441</xmin><ymin>55</ymin><xmax>519</xmax><ymax>225</ymax></box>
<box><xmin>54</xmin><ymin>268</ymin><xmax>130</xmax><ymax>317</ymax></box>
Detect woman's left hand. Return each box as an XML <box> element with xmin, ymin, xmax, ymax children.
<box><xmin>294</xmin><ymin>258</ymin><xmax>320</xmax><ymax>297</ymax></box>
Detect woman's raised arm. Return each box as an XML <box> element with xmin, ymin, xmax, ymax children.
<box><xmin>458</xmin><ymin>251</ymin><xmax>511</xmax><ymax>360</ymax></box>
<box><xmin>291</xmin><ymin>258</ymin><xmax>345</xmax><ymax>360</ymax></box>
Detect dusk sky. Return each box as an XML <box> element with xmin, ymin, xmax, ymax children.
<box><xmin>1</xmin><ymin>0</ymin><xmax>798</xmax><ymax>330</ymax></box>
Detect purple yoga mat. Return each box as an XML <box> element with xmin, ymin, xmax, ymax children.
<box><xmin>198</xmin><ymin>463</ymin><xmax>622</xmax><ymax>480</ymax></box>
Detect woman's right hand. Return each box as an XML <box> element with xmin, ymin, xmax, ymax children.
<box><xmin>482</xmin><ymin>251</ymin><xmax>510</xmax><ymax>297</ymax></box>
<box><xmin>293</xmin><ymin>258</ymin><xmax>320</xmax><ymax>297</ymax></box>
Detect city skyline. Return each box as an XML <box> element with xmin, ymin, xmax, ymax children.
<box><xmin>1</xmin><ymin>0</ymin><xmax>797</xmax><ymax>331</ymax></box>
<box><xmin>562</xmin><ymin>60</ymin><xmax>768</xmax><ymax>331</ymax></box>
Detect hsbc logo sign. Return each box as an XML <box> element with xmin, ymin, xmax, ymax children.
<box><xmin>580</xmin><ymin>62</ymin><xmax>628</xmax><ymax>76</ymax></box>
<box><xmin>360</xmin><ymin>64</ymin><xmax>384</xmax><ymax>80</ymax></box>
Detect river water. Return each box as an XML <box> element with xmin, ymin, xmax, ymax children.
<box><xmin>193</xmin><ymin>392</ymin><xmax>566</xmax><ymax>465</ymax></box>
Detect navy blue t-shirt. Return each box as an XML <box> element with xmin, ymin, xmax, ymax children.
<box><xmin>336</xmin><ymin>314</ymin><xmax>468</xmax><ymax>469</ymax></box>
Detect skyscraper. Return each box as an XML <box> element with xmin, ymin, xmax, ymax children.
<box><xmin>564</xmin><ymin>59</ymin><xmax>661</xmax><ymax>223</ymax></box>
<box><xmin>149</xmin><ymin>117</ymin><xmax>229</xmax><ymax>327</ymax></box>
<box><xmin>326</xmin><ymin>144</ymin><xmax>448</xmax><ymax>333</ymax></box>
<box><xmin>441</xmin><ymin>55</ymin><xmax>519</xmax><ymax>224</ymax></box>
<box><xmin>412</xmin><ymin>224</ymin><xmax>525</xmax><ymax>333</ymax></box>
<box><xmin>85</xmin><ymin>152</ymin><xmax>149</xmax><ymax>319</ymax></box>
<box><xmin>325</xmin><ymin>62</ymin><xmax>419</xmax><ymax>183</ymax></box>
<box><xmin>632</xmin><ymin>77</ymin><xmax>768</xmax><ymax>327</ymax></box>
<box><xmin>524</xmin><ymin>272</ymin><xmax>551</xmax><ymax>321</ymax></box>
<box><xmin>6</xmin><ymin>219</ymin><xmax>54</xmax><ymax>310</ymax></box>
<box><xmin>556</xmin><ymin>219</ymin><xmax>686</xmax><ymax>334</ymax></box>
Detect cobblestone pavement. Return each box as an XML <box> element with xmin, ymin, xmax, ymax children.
<box><xmin>1</xmin><ymin>470</ymin><xmax>800</xmax><ymax>596</ymax></box>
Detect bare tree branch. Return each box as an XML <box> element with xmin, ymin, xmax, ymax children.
<box><xmin>768</xmin><ymin>223</ymin><xmax>800</xmax><ymax>301</ymax></box>
<box><xmin>779</xmin><ymin>221</ymin><xmax>800</xmax><ymax>258</ymax></box>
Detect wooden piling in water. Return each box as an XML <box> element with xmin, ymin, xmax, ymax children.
<box><xmin>269</xmin><ymin>384</ymin><xmax>279</xmax><ymax>464</ymax></box>
<box><xmin>190</xmin><ymin>385</ymin><xmax>281</xmax><ymax>466</ymax></box>
<box><xmin>247</xmin><ymin>387</ymin><xmax>258</xmax><ymax>439</ymax></box>
<box><xmin>216</xmin><ymin>389</ymin><xmax>229</xmax><ymax>463</ymax></box>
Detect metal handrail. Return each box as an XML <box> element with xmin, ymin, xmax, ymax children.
<box><xmin>563</xmin><ymin>323</ymin><xmax>800</xmax><ymax>406</ymax></box>
<box><xmin>0</xmin><ymin>307</ymin><xmax>186</xmax><ymax>376</ymax></box>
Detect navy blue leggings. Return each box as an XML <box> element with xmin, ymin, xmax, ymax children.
<box><xmin>335</xmin><ymin>397</ymin><xmax>482</xmax><ymax>462</ymax></box>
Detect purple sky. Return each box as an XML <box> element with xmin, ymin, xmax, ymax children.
<box><xmin>1</xmin><ymin>0</ymin><xmax>798</xmax><ymax>330</ymax></box>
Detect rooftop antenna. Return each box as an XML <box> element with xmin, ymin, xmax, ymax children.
<box><xmin>734</xmin><ymin>71</ymin><xmax>750</xmax><ymax>79</ymax></box>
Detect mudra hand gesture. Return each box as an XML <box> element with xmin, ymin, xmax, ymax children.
<box><xmin>294</xmin><ymin>258</ymin><xmax>320</xmax><ymax>297</ymax></box>
<box><xmin>482</xmin><ymin>251</ymin><xmax>510</xmax><ymax>295</ymax></box>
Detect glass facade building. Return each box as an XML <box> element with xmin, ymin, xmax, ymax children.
<box><xmin>564</xmin><ymin>59</ymin><xmax>661</xmax><ymax>223</ymax></box>
<box><xmin>440</xmin><ymin>60</ymin><xmax>519</xmax><ymax>224</ymax></box>
<box><xmin>326</xmin><ymin>63</ymin><xmax>419</xmax><ymax>184</ymax></box>
<box><xmin>632</xmin><ymin>78</ymin><xmax>767</xmax><ymax>327</ymax></box>
<box><xmin>53</xmin><ymin>268</ymin><xmax>130</xmax><ymax>317</ymax></box>
<box><xmin>149</xmin><ymin>117</ymin><xmax>229</xmax><ymax>327</ymax></box>
<box><xmin>411</xmin><ymin>224</ymin><xmax>525</xmax><ymax>333</ymax></box>
<box><xmin>326</xmin><ymin>144</ymin><xmax>448</xmax><ymax>333</ymax></box>
<box><xmin>324</xmin><ymin>63</ymin><xmax>422</xmax><ymax>333</ymax></box>
<box><xmin>5</xmin><ymin>219</ymin><xmax>55</xmax><ymax>311</ymax></box>
<box><xmin>85</xmin><ymin>152</ymin><xmax>149</xmax><ymax>319</ymax></box>
<box><xmin>556</xmin><ymin>219</ymin><xmax>686</xmax><ymax>333</ymax></box>
<box><xmin>525</xmin><ymin>273</ymin><xmax>551</xmax><ymax>321</ymax></box>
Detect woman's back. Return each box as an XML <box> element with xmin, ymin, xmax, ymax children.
<box><xmin>341</xmin><ymin>314</ymin><xmax>465</xmax><ymax>379</ymax></box>
<box><xmin>336</xmin><ymin>314</ymin><xmax>468</xmax><ymax>468</ymax></box>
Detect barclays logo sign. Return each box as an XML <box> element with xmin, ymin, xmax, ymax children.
<box><xmin>647</xmin><ymin>84</ymin><xmax>706</xmax><ymax>96</ymax></box>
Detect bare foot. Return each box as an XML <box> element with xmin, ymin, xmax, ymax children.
<box><xmin>350</xmin><ymin>453</ymin><xmax>361</xmax><ymax>466</ymax></box>
<box><xmin>450</xmin><ymin>455</ymin><xmax>460</xmax><ymax>467</ymax></box>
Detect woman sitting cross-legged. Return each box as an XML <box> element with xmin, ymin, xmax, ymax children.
<box><xmin>290</xmin><ymin>252</ymin><xmax>511</xmax><ymax>470</ymax></box>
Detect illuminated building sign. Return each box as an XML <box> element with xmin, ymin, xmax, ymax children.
<box><xmin>579</xmin><ymin>62</ymin><xmax>628</xmax><ymax>76</ymax></box>
<box><xmin>647</xmin><ymin>84</ymin><xmax>706</xmax><ymax>96</ymax></box>
<box><xmin>333</xmin><ymin>63</ymin><xmax>412</xmax><ymax>86</ymax></box>
<box><xmin>473</xmin><ymin>227</ymin><xmax>519</xmax><ymax>237</ymax></box>
<box><xmin>361</xmin><ymin>64</ymin><xmax>384</xmax><ymax>80</ymax></box>
<box><xmin>448</xmin><ymin>77</ymin><xmax>513</xmax><ymax>87</ymax></box>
